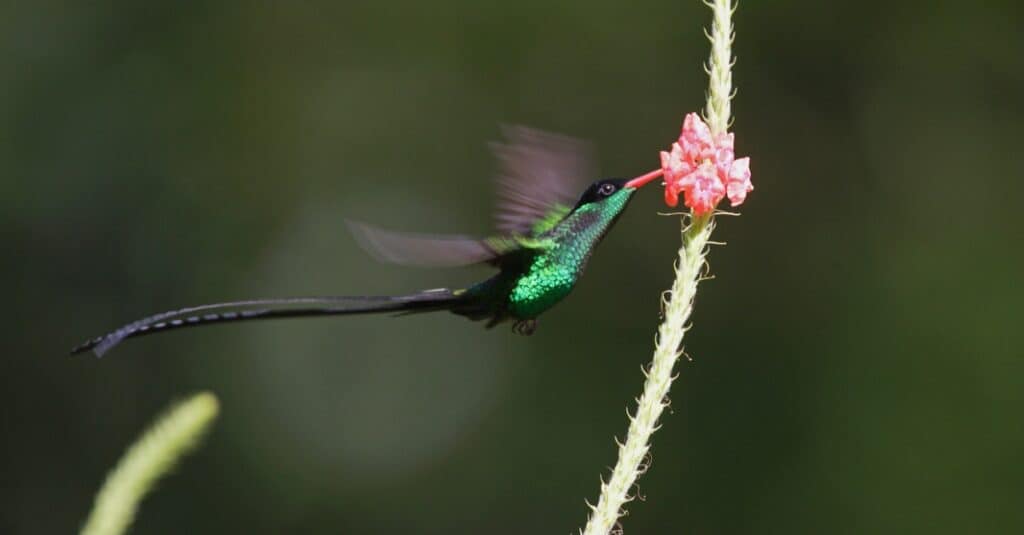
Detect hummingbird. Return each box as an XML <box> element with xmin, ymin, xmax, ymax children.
<box><xmin>71</xmin><ymin>127</ymin><xmax>652</xmax><ymax>357</ymax></box>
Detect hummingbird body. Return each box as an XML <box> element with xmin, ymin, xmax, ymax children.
<box><xmin>71</xmin><ymin>128</ymin><xmax>646</xmax><ymax>357</ymax></box>
<box><xmin>502</xmin><ymin>187</ymin><xmax>634</xmax><ymax>320</ymax></box>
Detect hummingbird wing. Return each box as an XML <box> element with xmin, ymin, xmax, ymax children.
<box><xmin>347</xmin><ymin>126</ymin><xmax>592</xmax><ymax>267</ymax></box>
<box><xmin>347</xmin><ymin>220</ymin><xmax>516</xmax><ymax>267</ymax></box>
<box><xmin>489</xmin><ymin>125</ymin><xmax>595</xmax><ymax>236</ymax></box>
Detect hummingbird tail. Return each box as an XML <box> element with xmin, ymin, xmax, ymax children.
<box><xmin>70</xmin><ymin>289</ymin><xmax>468</xmax><ymax>358</ymax></box>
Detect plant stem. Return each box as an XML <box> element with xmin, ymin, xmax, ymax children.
<box><xmin>581</xmin><ymin>214</ymin><xmax>714</xmax><ymax>535</ymax></box>
<box><xmin>703</xmin><ymin>0</ymin><xmax>735</xmax><ymax>136</ymax></box>
<box><xmin>81</xmin><ymin>392</ymin><xmax>220</xmax><ymax>535</ymax></box>
<box><xmin>581</xmin><ymin>0</ymin><xmax>736</xmax><ymax>532</ymax></box>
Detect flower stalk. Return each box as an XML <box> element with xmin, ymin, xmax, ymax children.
<box><xmin>703</xmin><ymin>0</ymin><xmax>735</xmax><ymax>137</ymax></box>
<box><xmin>81</xmin><ymin>392</ymin><xmax>220</xmax><ymax>535</ymax></box>
<box><xmin>581</xmin><ymin>1</ymin><xmax>740</xmax><ymax>533</ymax></box>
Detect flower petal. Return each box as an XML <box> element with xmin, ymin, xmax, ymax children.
<box><xmin>660</xmin><ymin>143</ymin><xmax>693</xmax><ymax>184</ymax></box>
<box><xmin>726</xmin><ymin>157</ymin><xmax>753</xmax><ymax>206</ymax></box>
<box><xmin>680</xmin><ymin>113</ymin><xmax>715</xmax><ymax>161</ymax></box>
<box><xmin>681</xmin><ymin>113</ymin><xmax>713</xmax><ymax>147</ymax></box>
<box><xmin>715</xmin><ymin>132</ymin><xmax>734</xmax><ymax>151</ymax></box>
<box><xmin>681</xmin><ymin>163</ymin><xmax>725</xmax><ymax>215</ymax></box>
<box><xmin>664</xmin><ymin>183</ymin><xmax>680</xmax><ymax>207</ymax></box>
<box><xmin>713</xmin><ymin>132</ymin><xmax>735</xmax><ymax>175</ymax></box>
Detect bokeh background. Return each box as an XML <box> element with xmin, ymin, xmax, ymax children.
<box><xmin>4</xmin><ymin>1</ymin><xmax>1023</xmax><ymax>533</ymax></box>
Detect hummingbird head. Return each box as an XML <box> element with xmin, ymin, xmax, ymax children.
<box><xmin>571</xmin><ymin>178</ymin><xmax>633</xmax><ymax>212</ymax></box>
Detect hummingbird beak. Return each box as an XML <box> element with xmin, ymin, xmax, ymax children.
<box><xmin>624</xmin><ymin>169</ymin><xmax>663</xmax><ymax>189</ymax></box>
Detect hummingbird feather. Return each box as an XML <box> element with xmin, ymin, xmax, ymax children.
<box><xmin>346</xmin><ymin>221</ymin><xmax>502</xmax><ymax>267</ymax></box>
<box><xmin>71</xmin><ymin>290</ymin><xmax>468</xmax><ymax>357</ymax></box>
<box><xmin>347</xmin><ymin>126</ymin><xmax>591</xmax><ymax>268</ymax></box>
<box><xmin>489</xmin><ymin>125</ymin><xmax>594</xmax><ymax>236</ymax></box>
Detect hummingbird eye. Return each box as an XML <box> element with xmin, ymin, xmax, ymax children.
<box><xmin>598</xmin><ymin>183</ymin><xmax>616</xmax><ymax>196</ymax></box>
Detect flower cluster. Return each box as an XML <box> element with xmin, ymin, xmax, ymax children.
<box><xmin>659</xmin><ymin>113</ymin><xmax>752</xmax><ymax>214</ymax></box>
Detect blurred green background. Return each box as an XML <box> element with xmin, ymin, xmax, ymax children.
<box><xmin>4</xmin><ymin>1</ymin><xmax>1023</xmax><ymax>533</ymax></box>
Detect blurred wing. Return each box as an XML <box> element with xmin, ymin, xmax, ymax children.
<box><xmin>347</xmin><ymin>220</ymin><xmax>506</xmax><ymax>267</ymax></box>
<box><xmin>490</xmin><ymin>125</ymin><xmax>595</xmax><ymax>235</ymax></box>
<box><xmin>349</xmin><ymin>126</ymin><xmax>592</xmax><ymax>266</ymax></box>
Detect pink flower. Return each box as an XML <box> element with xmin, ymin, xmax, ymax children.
<box><xmin>629</xmin><ymin>113</ymin><xmax>753</xmax><ymax>214</ymax></box>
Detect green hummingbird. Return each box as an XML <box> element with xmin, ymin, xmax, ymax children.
<box><xmin>72</xmin><ymin>127</ymin><xmax>651</xmax><ymax>357</ymax></box>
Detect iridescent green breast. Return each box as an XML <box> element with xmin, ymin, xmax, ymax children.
<box><xmin>507</xmin><ymin>254</ymin><xmax>578</xmax><ymax>319</ymax></box>
<box><xmin>506</xmin><ymin>188</ymin><xmax>633</xmax><ymax>319</ymax></box>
